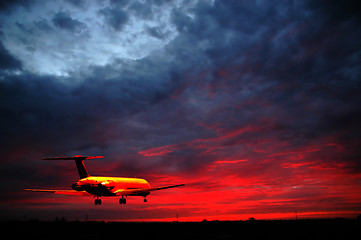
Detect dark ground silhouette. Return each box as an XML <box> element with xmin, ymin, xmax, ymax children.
<box><xmin>2</xmin><ymin>218</ymin><xmax>360</xmax><ymax>240</ymax></box>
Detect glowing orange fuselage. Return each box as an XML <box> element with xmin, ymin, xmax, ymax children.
<box><xmin>71</xmin><ymin>176</ymin><xmax>151</xmax><ymax>197</ymax></box>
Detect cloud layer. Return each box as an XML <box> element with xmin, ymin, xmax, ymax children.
<box><xmin>1</xmin><ymin>0</ymin><xmax>361</xmax><ymax>221</ymax></box>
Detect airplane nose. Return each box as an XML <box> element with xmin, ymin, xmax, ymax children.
<box><xmin>71</xmin><ymin>183</ymin><xmax>80</xmax><ymax>190</ymax></box>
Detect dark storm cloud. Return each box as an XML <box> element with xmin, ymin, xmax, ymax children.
<box><xmin>98</xmin><ymin>7</ymin><xmax>129</xmax><ymax>31</ymax></box>
<box><xmin>33</xmin><ymin>19</ymin><xmax>54</xmax><ymax>33</ymax></box>
<box><xmin>136</xmin><ymin>0</ymin><xmax>361</xmax><ymax>177</ymax></box>
<box><xmin>0</xmin><ymin>42</ymin><xmax>188</xmax><ymax>175</ymax></box>
<box><xmin>52</xmin><ymin>11</ymin><xmax>87</xmax><ymax>34</ymax></box>
<box><xmin>1</xmin><ymin>0</ymin><xmax>361</xmax><ymax>220</ymax></box>
<box><xmin>305</xmin><ymin>0</ymin><xmax>361</xmax><ymax>23</ymax></box>
<box><xmin>65</xmin><ymin>0</ymin><xmax>86</xmax><ymax>9</ymax></box>
<box><xmin>1</xmin><ymin>0</ymin><xmax>360</xmax><ymax>175</ymax></box>
<box><xmin>0</xmin><ymin>66</ymin><xmax>174</xmax><ymax>154</ymax></box>
<box><xmin>0</xmin><ymin>0</ymin><xmax>35</xmax><ymax>13</ymax></box>
<box><xmin>0</xmin><ymin>41</ymin><xmax>22</xmax><ymax>70</ymax></box>
<box><xmin>146</xmin><ymin>26</ymin><xmax>168</xmax><ymax>39</ymax></box>
<box><xmin>127</xmin><ymin>1</ymin><xmax>153</xmax><ymax>20</ymax></box>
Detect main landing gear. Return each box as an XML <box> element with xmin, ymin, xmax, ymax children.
<box><xmin>95</xmin><ymin>196</ymin><xmax>102</xmax><ymax>205</ymax></box>
<box><xmin>119</xmin><ymin>197</ymin><xmax>126</xmax><ymax>205</ymax></box>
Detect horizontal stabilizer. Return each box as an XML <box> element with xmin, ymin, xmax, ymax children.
<box><xmin>42</xmin><ymin>155</ymin><xmax>104</xmax><ymax>160</ymax></box>
<box><xmin>41</xmin><ymin>155</ymin><xmax>99</xmax><ymax>179</ymax></box>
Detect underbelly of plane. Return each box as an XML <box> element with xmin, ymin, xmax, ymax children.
<box><xmin>82</xmin><ymin>185</ymin><xmax>116</xmax><ymax>197</ymax></box>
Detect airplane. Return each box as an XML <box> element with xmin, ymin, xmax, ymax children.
<box><xmin>25</xmin><ymin>155</ymin><xmax>185</xmax><ymax>205</ymax></box>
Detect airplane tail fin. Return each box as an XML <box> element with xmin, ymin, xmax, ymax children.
<box><xmin>42</xmin><ymin>155</ymin><xmax>103</xmax><ymax>179</ymax></box>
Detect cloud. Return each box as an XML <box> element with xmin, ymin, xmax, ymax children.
<box><xmin>0</xmin><ymin>1</ymin><xmax>179</xmax><ymax>75</ymax></box>
<box><xmin>52</xmin><ymin>11</ymin><xmax>87</xmax><ymax>34</ymax></box>
<box><xmin>98</xmin><ymin>7</ymin><xmax>129</xmax><ymax>31</ymax></box>
<box><xmin>0</xmin><ymin>0</ymin><xmax>35</xmax><ymax>13</ymax></box>
<box><xmin>1</xmin><ymin>0</ymin><xmax>361</xmax><ymax>221</ymax></box>
<box><xmin>146</xmin><ymin>26</ymin><xmax>169</xmax><ymax>39</ymax></box>
<box><xmin>0</xmin><ymin>41</ymin><xmax>22</xmax><ymax>70</ymax></box>
<box><xmin>305</xmin><ymin>0</ymin><xmax>361</xmax><ymax>23</ymax></box>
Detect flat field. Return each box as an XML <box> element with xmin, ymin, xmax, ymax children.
<box><xmin>2</xmin><ymin>219</ymin><xmax>360</xmax><ymax>240</ymax></box>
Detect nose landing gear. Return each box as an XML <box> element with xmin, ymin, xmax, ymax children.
<box><xmin>94</xmin><ymin>196</ymin><xmax>102</xmax><ymax>205</ymax></box>
<box><xmin>119</xmin><ymin>197</ymin><xmax>126</xmax><ymax>204</ymax></box>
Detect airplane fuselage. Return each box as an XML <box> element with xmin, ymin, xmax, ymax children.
<box><xmin>71</xmin><ymin>176</ymin><xmax>151</xmax><ymax>197</ymax></box>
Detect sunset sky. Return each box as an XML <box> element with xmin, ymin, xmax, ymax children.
<box><xmin>1</xmin><ymin>0</ymin><xmax>361</xmax><ymax>221</ymax></box>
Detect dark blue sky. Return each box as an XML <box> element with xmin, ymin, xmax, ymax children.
<box><xmin>1</xmin><ymin>0</ymin><xmax>361</xmax><ymax>221</ymax></box>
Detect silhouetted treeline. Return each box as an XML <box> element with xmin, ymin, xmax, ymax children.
<box><xmin>2</xmin><ymin>219</ymin><xmax>360</xmax><ymax>240</ymax></box>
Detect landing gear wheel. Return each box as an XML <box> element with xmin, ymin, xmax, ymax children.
<box><xmin>143</xmin><ymin>198</ymin><xmax>147</xmax><ymax>203</ymax></box>
<box><xmin>119</xmin><ymin>198</ymin><xmax>126</xmax><ymax>204</ymax></box>
<box><xmin>95</xmin><ymin>198</ymin><xmax>102</xmax><ymax>205</ymax></box>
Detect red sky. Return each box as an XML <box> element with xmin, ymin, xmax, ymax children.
<box><xmin>4</xmin><ymin>122</ymin><xmax>361</xmax><ymax>222</ymax></box>
<box><xmin>1</xmin><ymin>0</ymin><xmax>361</xmax><ymax>221</ymax></box>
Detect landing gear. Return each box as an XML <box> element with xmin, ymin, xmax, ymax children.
<box><xmin>95</xmin><ymin>197</ymin><xmax>102</xmax><ymax>205</ymax></box>
<box><xmin>143</xmin><ymin>197</ymin><xmax>147</xmax><ymax>203</ymax></box>
<box><xmin>119</xmin><ymin>197</ymin><xmax>126</xmax><ymax>205</ymax></box>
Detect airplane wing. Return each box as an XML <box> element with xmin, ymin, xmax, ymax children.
<box><xmin>149</xmin><ymin>184</ymin><xmax>185</xmax><ymax>191</ymax></box>
<box><xmin>114</xmin><ymin>184</ymin><xmax>185</xmax><ymax>196</ymax></box>
<box><xmin>25</xmin><ymin>189</ymin><xmax>91</xmax><ymax>196</ymax></box>
<box><xmin>42</xmin><ymin>155</ymin><xmax>103</xmax><ymax>160</ymax></box>
<box><xmin>115</xmin><ymin>188</ymin><xmax>150</xmax><ymax>196</ymax></box>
